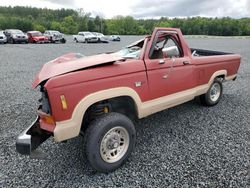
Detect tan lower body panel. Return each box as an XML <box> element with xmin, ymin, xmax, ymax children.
<box><xmin>225</xmin><ymin>74</ymin><xmax>237</xmax><ymax>81</ymax></box>
<box><xmin>53</xmin><ymin>84</ymin><xmax>209</xmax><ymax>142</ymax></box>
<box><xmin>140</xmin><ymin>84</ymin><xmax>208</xmax><ymax>118</ymax></box>
<box><xmin>54</xmin><ymin>70</ymin><xmax>233</xmax><ymax>142</ymax></box>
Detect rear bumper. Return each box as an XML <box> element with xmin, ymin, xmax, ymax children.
<box><xmin>16</xmin><ymin>116</ymin><xmax>51</xmax><ymax>155</ymax></box>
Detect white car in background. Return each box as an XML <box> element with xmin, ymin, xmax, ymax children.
<box><xmin>0</xmin><ymin>30</ymin><xmax>7</xmax><ymax>44</ymax></box>
<box><xmin>109</xmin><ymin>35</ymin><xmax>121</xmax><ymax>41</ymax></box>
<box><xmin>73</xmin><ymin>31</ymin><xmax>98</xmax><ymax>43</ymax></box>
<box><xmin>92</xmin><ymin>32</ymin><xmax>109</xmax><ymax>43</ymax></box>
<box><xmin>73</xmin><ymin>32</ymin><xmax>85</xmax><ymax>43</ymax></box>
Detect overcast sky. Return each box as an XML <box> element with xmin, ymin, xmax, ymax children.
<box><xmin>1</xmin><ymin>0</ymin><xmax>249</xmax><ymax>18</ymax></box>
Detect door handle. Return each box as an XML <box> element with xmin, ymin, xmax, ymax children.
<box><xmin>183</xmin><ymin>61</ymin><xmax>190</xmax><ymax>65</ymax></box>
<box><xmin>159</xmin><ymin>59</ymin><xmax>165</xmax><ymax>64</ymax></box>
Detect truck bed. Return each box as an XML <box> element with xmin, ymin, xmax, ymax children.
<box><xmin>191</xmin><ymin>48</ymin><xmax>233</xmax><ymax>56</ymax></box>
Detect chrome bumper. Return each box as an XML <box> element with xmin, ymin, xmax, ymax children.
<box><xmin>16</xmin><ymin>116</ymin><xmax>51</xmax><ymax>155</ymax></box>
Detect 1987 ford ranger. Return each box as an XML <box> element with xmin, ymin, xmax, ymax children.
<box><xmin>16</xmin><ymin>28</ymin><xmax>241</xmax><ymax>172</ymax></box>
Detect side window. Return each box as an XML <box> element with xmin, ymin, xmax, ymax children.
<box><xmin>163</xmin><ymin>38</ymin><xmax>178</xmax><ymax>49</ymax></box>
<box><xmin>150</xmin><ymin>32</ymin><xmax>182</xmax><ymax>59</ymax></box>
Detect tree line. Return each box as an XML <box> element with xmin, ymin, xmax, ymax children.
<box><xmin>0</xmin><ymin>6</ymin><xmax>250</xmax><ymax>36</ymax></box>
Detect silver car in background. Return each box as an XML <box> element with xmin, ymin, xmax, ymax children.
<box><xmin>79</xmin><ymin>32</ymin><xmax>98</xmax><ymax>43</ymax></box>
<box><xmin>92</xmin><ymin>32</ymin><xmax>109</xmax><ymax>43</ymax></box>
<box><xmin>4</xmin><ymin>29</ymin><xmax>28</xmax><ymax>44</ymax></box>
<box><xmin>109</xmin><ymin>35</ymin><xmax>121</xmax><ymax>41</ymax></box>
<box><xmin>0</xmin><ymin>30</ymin><xmax>7</xmax><ymax>44</ymax></box>
<box><xmin>44</xmin><ymin>30</ymin><xmax>66</xmax><ymax>43</ymax></box>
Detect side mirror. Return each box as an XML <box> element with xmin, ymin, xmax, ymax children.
<box><xmin>162</xmin><ymin>46</ymin><xmax>179</xmax><ymax>58</ymax></box>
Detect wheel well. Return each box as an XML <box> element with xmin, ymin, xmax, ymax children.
<box><xmin>216</xmin><ymin>74</ymin><xmax>225</xmax><ymax>81</ymax></box>
<box><xmin>81</xmin><ymin>96</ymin><xmax>138</xmax><ymax>132</ymax></box>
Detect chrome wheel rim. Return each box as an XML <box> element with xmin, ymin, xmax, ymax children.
<box><xmin>100</xmin><ymin>126</ymin><xmax>129</xmax><ymax>163</ymax></box>
<box><xmin>210</xmin><ymin>83</ymin><xmax>221</xmax><ymax>102</ymax></box>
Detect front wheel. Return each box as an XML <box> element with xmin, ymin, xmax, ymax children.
<box><xmin>10</xmin><ymin>38</ymin><xmax>15</xmax><ymax>44</ymax></box>
<box><xmin>200</xmin><ymin>78</ymin><xmax>223</xmax><ymax>106</ymax></box>
<box><xmin>85</xmin><ymin>112</ymin><xmax>136</xmax><ymax>173</ymax></box>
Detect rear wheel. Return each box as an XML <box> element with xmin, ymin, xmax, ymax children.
<box><xmin>200</xmin><ymin>78</ymin><xmax>223</xmax><ymax>106</ymax></box>
<box><xmin>50</xmin><ymin>37</ymin><xmax>55</xmax><ymax>43</ymax></box>
<box><xmin>85</xmin><ymin>112</ymin><xmax>136</xmax><ymax>172</ymax></box>
<box><xmin>61</xmin><ymin>38</ymin><xmax>66</xmax><ymax>43</ymax></box>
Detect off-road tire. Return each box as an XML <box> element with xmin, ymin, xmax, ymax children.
<box><xmin>10</xmin><ymin>38</ymin><xmax>15</xmax><ymax>44</ymax></box>
<box><xmin>61</xmin><ymin>38</ymin><xmax>66</xmax><ymax>43</ymax></box>
<box><xmin>200</xmin><ymin>78</ymin><xmax>223</xmax><ymax>106</ymax></box>
<box><xmin>85</xmin><ymin>112</ymin><xmax>136</xmax><ymax>173</ymax></box>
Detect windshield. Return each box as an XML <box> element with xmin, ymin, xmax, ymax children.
<box><xmin>84</xmin><ymin>32</ymin><xmax>93</xmax><ymax>36</ymax></box>
<box><xmin>31</xmin><ymin>32</ymin><xmax>42</xmax><ymax>36</ymax></box>
<box><xmin>52</xmin><ymin>31</ymin><xmax>60</xmax><ymax>34</ymax></box>
<box><xmin>113</xmin><ymin>38</ymin><xmax>145</xmax><ymax>59</ymax></box>
<box><xmin>11</xmin><ymin>30</ymin><xmax>23</xmax><ymax>34</ymax></box>
<box><xmin>114</xmin><ymin>38</ymin><xmax>145</xmax><ymax>59</ymax></box>
<box><xmin>0</xmin><ymin>31</ymin><xmax>4</xmax><ymax>35</ymax></box>
<box><xmin>114</xmin><ymin>47</ymin><xmax>141</xmax><ymax>59</ymax></box>
<box><xmin>93</xmin><ymin>33</ymin><xmax>104</xmax><ymax>37</ymax></box>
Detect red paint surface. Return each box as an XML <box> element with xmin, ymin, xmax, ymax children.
<box><xmin>32</xmin><ymin>53</ymin><xmax>124</xmax><ymax>88</ymax></box>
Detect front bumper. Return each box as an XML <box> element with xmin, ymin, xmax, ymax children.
<box><xmin>35</xmin><ymin>40</ymin><xmax>49</xmax><ymax>43</ymax></box>
<box><xmin>16</xmin><ymin>116</ymin><xmax>51</xmax><ymax>155</ymax></box>
<box><xmin>0</xmin><ymin>38</ymin><xmax>7</xmax><ymax>43</ymax></box>
<box><xmin>13</xmin><ymin>38</ymin><xmax>28</xmax><ymax>42</ymax></box>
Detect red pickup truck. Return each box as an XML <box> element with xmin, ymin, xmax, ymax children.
<box><xmin>16</xmin><ymin>28</ymin><xmax>241</xmax><ymax>172</ymax></box>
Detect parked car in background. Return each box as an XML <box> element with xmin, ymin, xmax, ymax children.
<box><xmin>109</xmin><ymin>35</ymin><xmax>121</xmax><ymax>41</ymax></box>
<box><xmin>73</xmin><ymin>32</ymin><xmax>86</xmax><ymax>43</ymax></box>
<box><xmin>0</xmin><ymin>30</ymin><xmax>7</xmax><ymax>44</ymax></box>
<box><xmin>4</xmin><ymin>29</ymin><xmax>28</xmax><ymax>44</ymax></box>
<box><xmin>92</xmin><ymin>32</ymin><xmax>109</xmax><ymax>43</ymax></box>
<box><xmin>44</xmin><ymin>30</ymin><xmax>66</xmax><ymax>43</ymax></box>
<box><xmin>27</xmin><ymin>31</ymin><xmax>49</xmax><ymax>43</ymax></box>
<box><xmin>73</xmin><ymin>31</ymin><xmax>98</xmax><ymax>43</ymax></box>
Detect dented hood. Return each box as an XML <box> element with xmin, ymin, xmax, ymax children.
<box><xmin>32</xmin><ymin>53</ymin><xmax>124</xmax><ymax>88</ymax></box>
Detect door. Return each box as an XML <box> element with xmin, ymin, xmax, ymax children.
<box><xmin>145</xmin><ymin>30</ymin><xmax>196</xmax><ymax>100</ymax></box>
<box><xmin>78</xmin><ymin>34</ymin><xmax>85</xmax><ymax>42</ymax></box>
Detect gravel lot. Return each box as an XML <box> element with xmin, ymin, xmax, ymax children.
<box><xmin>0</xmin><ymin>36</ymin><xmax>249</xmax><ymax>188</ymax></box>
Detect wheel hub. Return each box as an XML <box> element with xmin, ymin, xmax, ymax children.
<box><xmin>107</xmin><ymin>136</ymin><xmax>119</xmax><ymax>149</ymax></box>
<box><xmin>210</xmin><ymin>82</ymin><xmax>221</xmax><ymax>102</ymax></box>
<box><xmin>100</xmin><ymin>126</ymin><xmax>129</xmax><ymax>163</ymax></box>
